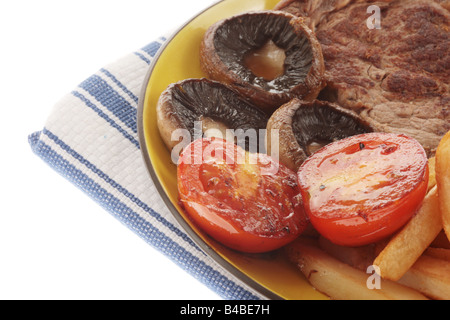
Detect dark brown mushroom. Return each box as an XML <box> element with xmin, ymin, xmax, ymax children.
<box><xmin>200</xmin><ymin>10</ymin><xmax>325</xmax><ymax>113</ymax></box>
<box><xmin>266</xmin><ymin>99</ymin><xmax>375</xmax><ymax>172</ymax></box>
<box><xmin>157</xmin><ymin>78</ymin><xmax>269</xmax><ymax>157</ymax></box>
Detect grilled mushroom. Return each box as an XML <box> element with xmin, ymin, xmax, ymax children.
<box><xmin>157</xmin><ymin>78</ymin><xmax>269</xmax><ymax>157</ymax></box>
<box><xmin>267</xmin><ymin>99</ymin><xmax>374</xmax><ymax>172</ymax></box>
<box><xmin>200</xmin><ymin>10</ymin><xmax>325</xmax><ymax>113</ymax></box>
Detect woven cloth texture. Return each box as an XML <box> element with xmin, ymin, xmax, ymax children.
<box><xmin>28</xmin><ymin>37</ymin><xmax>266</xmax><ymax>300</ymax></box>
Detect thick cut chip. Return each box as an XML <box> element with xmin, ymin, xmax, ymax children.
<box><xmin>436</xmin><ymin>131</ymin><xmax>450</xmax><ymax>242</ymax></box>
<box><xmin>286</xmin><ymin>238</ymin><xmax>428</xmax><ymax>300</ymax></box>
<box><xmin>374</xmin><ymin>187</ymin><xmax>442</xmax><ymax>281</ymax></box>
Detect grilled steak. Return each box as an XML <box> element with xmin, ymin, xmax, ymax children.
<box><xmin>275</xmin><ymin>0</ymin><xmax>450</xmax><ymax>156</ymax></box>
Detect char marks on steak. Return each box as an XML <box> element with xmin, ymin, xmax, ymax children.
<box><xmin>275</xmin><ymin>0</ymin><xmax>450</xmax><ymax>156</ymax></box>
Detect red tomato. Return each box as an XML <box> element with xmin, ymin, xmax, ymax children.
<box><xmin>297</xmin><ymin>133</ymin><xmax>429</xmax><ymax>247</ymax></box>
<box><xmin>177</xmin><ymin>138</ymin><xmax>308</xmax><ymax>253</ymax></box>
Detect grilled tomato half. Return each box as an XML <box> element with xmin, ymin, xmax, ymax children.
<box><xmin>297</xmin><ymin>133</ymin><xmax>429</xmax><ymax>247</ymax></box>
<box><xmin>177</xmin><ymin>138</ymin><xmax>308</xmax><ymax>253</ymax></box>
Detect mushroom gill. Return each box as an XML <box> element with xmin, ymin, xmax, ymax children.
<box><xmin>156</xmin><ymin>78</ymin><xmax>269</xmax><ymax>158</ymax></box>
<box><xmin>267</xmin><ymin>99</ymin><xmax>375</xmax><ymax>172</ymax></box>
<box><xmin>200</xmin><ymin>10</ymin><xmax>326</xmax><ymax>113</ymax></box>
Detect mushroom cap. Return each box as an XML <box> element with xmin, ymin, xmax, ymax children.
<box><xmin>200</xmin><ymin>10</ymin><xmax>325</xmax><ymax>113</ymax></box>
<box><xmin>267</xmin><ymin>99</ymin><xmax>374</xmax><ymax>172</ymax></box>
<box><xmin>157</xmin><ymin>78</ymin><xmax>269</xmax><ymax>153</ymax></box>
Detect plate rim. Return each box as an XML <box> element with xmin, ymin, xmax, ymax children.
<box><xmin>136</xmin><ymin>0</ymin><xmax>285</xmax><ymax>301</ymax></box>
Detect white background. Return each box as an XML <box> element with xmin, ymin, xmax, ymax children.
<box><xmin>1</xmin><ymin>0</ymin><xmax>224</xmax><ymax>300</ymax></box>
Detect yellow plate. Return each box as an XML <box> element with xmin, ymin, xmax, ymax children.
<box><xmin>137</xmin><ymin>0</ymin><xmax>328</xmax><ymax>300</ymax></box>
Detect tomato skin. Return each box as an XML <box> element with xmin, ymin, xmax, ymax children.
<box><xmin>177</xmin><ymin>138</ymin><xmax>308</xmax><ymax>253</ymax></box>
<box><xmin>297</xmin><ymin>133</ymin><xmax>429</xmax><ymax>247</ymax></box>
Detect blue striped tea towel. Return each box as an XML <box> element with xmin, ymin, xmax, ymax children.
<box><xmin>28</xmin><ymin>38</ymin><xmax>266</xmax><ymax>300</ymax></box>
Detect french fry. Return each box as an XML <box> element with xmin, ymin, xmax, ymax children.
<box><xmin>373</xmin><ymin>186</ymin><xmax>442</xmax><ymax>281</ymax></box>
<box><xmin>398</xmin><ymin>255</ymin><xmax>450</xmax><ymax>300</ymax></box>
<box><xmin>436</xmin><ymin>130</ymin><xmax>450</xmax><ymax>242</ymax></box>
<box><xmin>424</xmin><ymin>247</ymin><xmax>450</xmax><ymax>262</ymax></box>
<box><xmin>318</xmin><ymin>236</ymin><xmax>376</xmax><ymax>272</ymax></box>
<box><xmin>286</xmin><ymin>239</ymin><xmax>428</xmax><ymax>300</ymax></box>
<box><xmin>428</xmin><ymin>157</ymin><xmax>436</xmax><ymax>192</ymax></box>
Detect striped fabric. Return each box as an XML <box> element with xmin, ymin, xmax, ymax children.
<box><xmin>28</xmin><ymin>37</ymin><xmax>265</xmax><ymax>300</ymax></box>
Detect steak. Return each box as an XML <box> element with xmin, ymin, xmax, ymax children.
<box><xmin>275</xmin><ymin>0</ymin><xmax>450</xmax><ymax>156</ymax></box>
